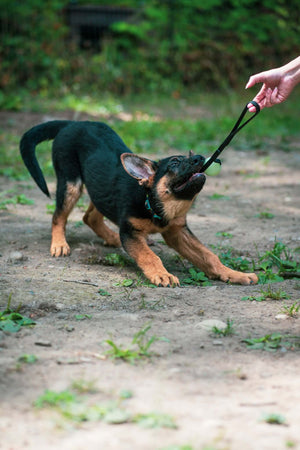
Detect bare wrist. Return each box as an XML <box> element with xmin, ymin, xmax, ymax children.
<box><xmin>283</xmin><ymin>56</ymin><xmax>300</xmax><ymax>85</ymax></box>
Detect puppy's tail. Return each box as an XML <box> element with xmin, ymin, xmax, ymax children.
<box><xmin>20</xmin><ymin>120</ymin><xmax>71</xmax><ymax>197</ymax></box>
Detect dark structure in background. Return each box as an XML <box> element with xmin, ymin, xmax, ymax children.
<box><xmin>65</xmin><ymin>4</ymin><xmax>136</xmax><ymax>50</ymax></box>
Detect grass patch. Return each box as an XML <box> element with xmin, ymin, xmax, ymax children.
<box><xmin>114</xmin><ymin>278</ymin><xmax>135</xmax><ymax>288</ymax></box>
<box><xmin>18</xmin><ymin>354</ymin><xmax>38</xmax><ymax>364</ymax></box>
<box><xmin>75</xmin><ymin>314</ymin><xmax>92</xmax><ymax>321</ymax></box>
<box><xmin>71</xmin><ymin>379</ymin><xmax>98</xmax><ymax>394</ymax></box>
<box><xmin>104</xmin><ymin>323</ymin><xmax>169</xmax><ymax>363</ymax></box>
<box><xmin>241</xmin><ymin>286</ymin><xmax>290</xmax><ymax>302</ymax></box>
<box><xmin>35</xmin><ymin>380</ymin><xmax>177</xmax><ymax>428</ymax></box>
<box><xmin>103</xmin><ymin>253</ymin><xmax>128</xmax><ymax>267</ymax></box>
<box><xmin>217</xmin><ymin>241</ymin><xmax>299</xmax><ymax>285</ymax></box>
<box><xmin>98</xmin><ymin>289</ymin><xmax>112</xmax><ymax>297</ymax></box>
<box><xmin>257</xmin><ymin>241</ymin><xmax>300</xmax><ymax>283</ymax></box>
<box><xmin>216</xmin><ymin>231</ymin><xmax>233</xmax><ymax>238</ymax></box>
<box><xmin>261</xmin><ymin>413</ymin><xmax>287</xmax><ymax>426</ymax></box>
<box><xmin>208</xmin><ymin>193</ymin><xmax>230</xmax><ymax>200</ymax></box>
<box><xmin>219</xmin><ymin>248</ymin><xmax>252</xmax><ymax>273</ymax></box>
<box><xmin>243</xmin><ymin>333</ymin><xmax>300</xmax><ymax>352</ymax></box>
<box><xmin>35</xmin><ymin>389</ymin><xmax>77</xmax><ymax>409</ymax></box>
<box><xmin>255</xmin><ymin>211</ymin><xmax>275</xmax><ymax>220</ymax></box>
<box><xmin>212</xmin><ymin>319</ymin><xmax>235</xmax><ymax>337</ymax></box>
<box><xmin>139</xmin><ymin>295</ymin><xmax>166</xmax><ymax>310</ymax></box>
<box><xmin>133</xmin><ymin>411</ymin><xmax>177</xmax><ymax>429</ymax></box>
<box><xmin>0</xmin><ymin>295</ymin><xmax>36</xmax><ymax>333</ymax></box>
<box><xmin>182</xmin><ymin>268</ymin><xmax>212</xmax><ymax>286</ymax></box>
<box><xmin>279</xmin><ymin>302</ymin><xmax>300</xmax><ymax>318</ymax></box>
<box><xmin>0</xmin><ymin>192</ymin><xmax>34</xmax><ymax>210</ymax></box>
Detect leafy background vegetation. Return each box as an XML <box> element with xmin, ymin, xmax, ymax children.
<box><xmin>0</xmin><ymin>0</ymin><xmax>299</xmax><ymax>101</ymax></box>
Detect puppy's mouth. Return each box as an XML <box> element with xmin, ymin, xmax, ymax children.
<box><xmin>172</xmin><ymin>172</ymin><xmax>206</xmax><ymax>196</ymax></box>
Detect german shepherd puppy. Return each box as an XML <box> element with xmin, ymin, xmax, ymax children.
<box><xmin>20</xmin><ymin>120</ymin><xmax>258</xmax><ymax>287</ymax></box>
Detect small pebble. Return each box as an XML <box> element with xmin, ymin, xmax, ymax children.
<box><xmin>8</xmin><ymin>251</ymin><xmax>27</xmax><ymax>262</ymax></box>
<box><xmin>275</xmin><ymin>314</ymin><xmax>288</xmax><ymax>320</ymax></box>
<box><xmin>55</xmin><ymin>303</ymin><xmax>64</xmax><ymax>310</ymax></box>
<box><xmin>195</xmin><ymin>319</ymin><xmax>227</xmax><ymax>331</ymax></box>
<box><xmin>56</xmin><ymin>313</ymin><xmax>68</xmax><ymax>320</ymax></box>
<box><xmin>212</xmin><ymin>339</ymin><xmax>223</xmax><ymax>346</ymax></box>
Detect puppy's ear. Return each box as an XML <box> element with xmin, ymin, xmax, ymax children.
<box><xmin>189</xmin><ymin>149</ymin><xmax>195</xmax><ymax>157</ymax></box>
<box><xmin>121</xmin><ymin>153</ymin><xmax>158</xmax><ymax>187</ymax></box>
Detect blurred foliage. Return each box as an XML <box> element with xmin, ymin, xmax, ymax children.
<box><xmin>0</xmin><ymin>0</ymin><xmax>299</xmax><ymax>102</ymax></box>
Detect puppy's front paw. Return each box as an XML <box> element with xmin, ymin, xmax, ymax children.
<box><xmin>50</xmin><ymin>240</ymin><xmax>70</xmax><ymax>257</ymax></box>
<box><xmin>220</xmin><ymin>269</ymin><xmax>258</xmax><ymax>285</ymax></box>
<box><xmin>149</xmin><ymin>272</ymin><xmax>180</xmax><ymax>287</ymax></box>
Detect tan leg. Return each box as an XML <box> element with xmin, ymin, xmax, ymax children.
<box><xmin>83</xmin><ymin>202</ymin><xmax>121</xmax><ymax>247</ymax></box>
<box><xmin>124</xmin><ymin>234</ymin><xmax>179</xmax><ymax>287</ymax></box>
<box><xmin>50</xmin><ymin>181</ymin><xmax>82</xmax><ymax>257</ymax></box>
<box><xmin>163</xmin><ymin>222</ymin><xmax>258</xmax><ymax>285</ymax></box>
<box><xmin>51</xmin><ymin>211</ymin><xmax>71</xmax><ymax>257</ymax></box>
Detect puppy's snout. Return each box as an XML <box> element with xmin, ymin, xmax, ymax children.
<box><xmin>191</xmin><ymin>155</ymin><xmax>205</xmax><ymax>167</ymax></box>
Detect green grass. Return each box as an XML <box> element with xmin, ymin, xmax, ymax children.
<box><xmin>133</xmin><ymin>411</ymin><xmax>177</xmax><ymax>429</ymax></box>
<box><xmin>261</xmin><ymin>413</ymin><xmax>287</xmax><ymax>426</ymax></box>
<box><xmin>217</xmin><ymin>241</ymin><xmax>300</xmax><ymax>285</ymax></box>
<box><xmin>279</xmin><ymin>302</ymin><xmax>300</xmax><ymax>318</ymax></box>
<box><xmin>98</xmin><ymin>289</ymin><xmax>112</xmax><ymax>297</ymax></box>
<box><xmin>241</xmin><ymin>286</ymin><xmax>290</xmax><ymax>302</ymax></box>
<box><xmin>35</xmin><ymin>389</ymin><xmax>77</xmax><ymax>409</ymax></box>
<box><xmin>257</xmin><ymin>241</ymin><xmax>300</xmax><ymax>283</ymax></box>
<box><xmin>212</xmin><ymin>319</ymin><xmax>235</xmax><ymax>337</ymax></box>
<box><xmin>218</xmin><ymin>248</ymin><xmax>252</xmax><ymax>272</ymax></box>
<box><xmin>71</xmin><ymin>378</ymin><xmax>98</xmax><ymax>394</ymax></box>
<box><xmin>255</xmin><ymin>211</ymin><xmax>275</xmax><ymax>220</ymax></box>
<box><xmin>216</xmin><ymin>231</ymin><xmax>233</xmax><ymax>238</ymax></box>
<box><xmin>104</xmin><ymin>323</ymin><xmax>169</xmax><ymax>363</ymax></box>
<box><xmin>0</xmin><ymin>295</ymin><xmax>36</xmax><ymax>333</ymax></box>
<box><xmin>35</xmin><ymin>381</ymin><xmax>177</xmax><ymax>428</ymax></box>
<box><xmin>75</xmin><ymin>314</ymin><xmax>92</xmax><ymax>321</ymax></box>
<box><xmin>243</xmin><ymin>333</ymin><xmax>300</xmax><ymax>352</ymax></box>
<box><xmin>182</xmin><ymin>268</ymin><xmax>212</xmax><ymax>286</ymax></box>
<box><xmin>18</xmin><ymin>354</ymin><xmax>38</xmax><ymax>364</ymax></box>
<box><xmin>0</xmin><ymin>191</ymin><xmax>34</xmax><ymax>210</ymax></box>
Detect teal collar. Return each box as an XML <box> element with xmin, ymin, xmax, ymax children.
<box><xmin>145</xmin><ymin>194</ymin><xmax>162</xmax><ymax>220</ymax></box>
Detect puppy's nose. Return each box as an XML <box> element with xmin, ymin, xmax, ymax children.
<box><xmin>191</xmin><ymin>155</ymin><xmax>205</xmax><ymax>166</ymax></box>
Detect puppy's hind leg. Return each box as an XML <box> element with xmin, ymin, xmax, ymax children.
<box><xmin>83</xmin><ymin>202</ymin><xmax>121</xmax><ymax>247</ymax></box>
<box><xmin>51</xmin><ymin>179</ymin><xmax>83</xmax><ymax>257</ymax></box>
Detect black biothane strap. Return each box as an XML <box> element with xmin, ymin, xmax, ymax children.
<box><xmin>201</xmin><ymin>100</ymin><xmax>260</xmax><ymax>172</ymax></box>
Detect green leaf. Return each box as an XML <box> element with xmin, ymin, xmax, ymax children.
<box><xmin>133</xmin><ymin>412</ymin><xmax>177</xmax><ymax>429</ymax></box>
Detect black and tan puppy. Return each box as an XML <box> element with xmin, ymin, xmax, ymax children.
<box><xmin>20</xmin><ymin>120</ymin><xmax>258</xmax><ymax>287</ymax></box>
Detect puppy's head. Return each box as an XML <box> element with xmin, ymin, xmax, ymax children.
<box><xmin>121</xmin><ymin>151</ymin><xmax>207</xmax><ymax>220</ymax></box>
<box><xmin>121</xmin><ymin>151</ymin><xmax>206</xmax><ymax>199</ymax></box>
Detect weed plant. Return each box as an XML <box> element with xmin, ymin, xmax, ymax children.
<box><xmin>104</xmin><ymin>323</ymin><xmax>169</xmax><ymax>363</ymax></box>
<box><xmin>0</xmin><ymin>295</ymin><xmax>35</xmax><ymax>333</ymax></box>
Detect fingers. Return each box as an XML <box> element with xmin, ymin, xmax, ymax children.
<box><xmin>245</xmin><ymin>76</ymin><xmax>255</xmax><ymax>89</ymax></box>
<box><xmin>247</xmin><ymin>85</ymin><xmax>268</xmax><ymax>111</ymax></box>
<box><xmin>263</xmin><ymin>87</ymin><xmax>279</xmax><ymax>108</ymax></box>
<box><xmin>270</xmin><ymin>86</ymin><xmax>280</xmax><ymax>104</ymax></box>
<box><xmin>247</xmin><ymin>103</ymin><xmax>258</xmax><ymax>112</ymax></box>
<box><xmin>245</xmin><ymin>73</ymin><xmax>266</xmax><ymax>89</ymax></box>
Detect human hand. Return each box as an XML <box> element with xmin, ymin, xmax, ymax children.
<box><xmin>245</xmin><ymin>68</ymin><xmax>296</xmax><ymax>112</ymax></box>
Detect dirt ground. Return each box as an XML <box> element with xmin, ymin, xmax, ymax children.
<box><xmin>0</xmin><ymin>111</ymin><xmax>300</xmax><ymax>450</ymax></box>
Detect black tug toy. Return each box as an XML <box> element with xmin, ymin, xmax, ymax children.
<box><xmin>201</xmin><ymin>100</ymin><xmax>260</xmax><ymax>175</ymax></box>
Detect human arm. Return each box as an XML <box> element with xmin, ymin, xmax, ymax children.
<box><xmin>245</xmin><ymin>56</ymin><xmax>300</xmax><ymax>111</ymax></box>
